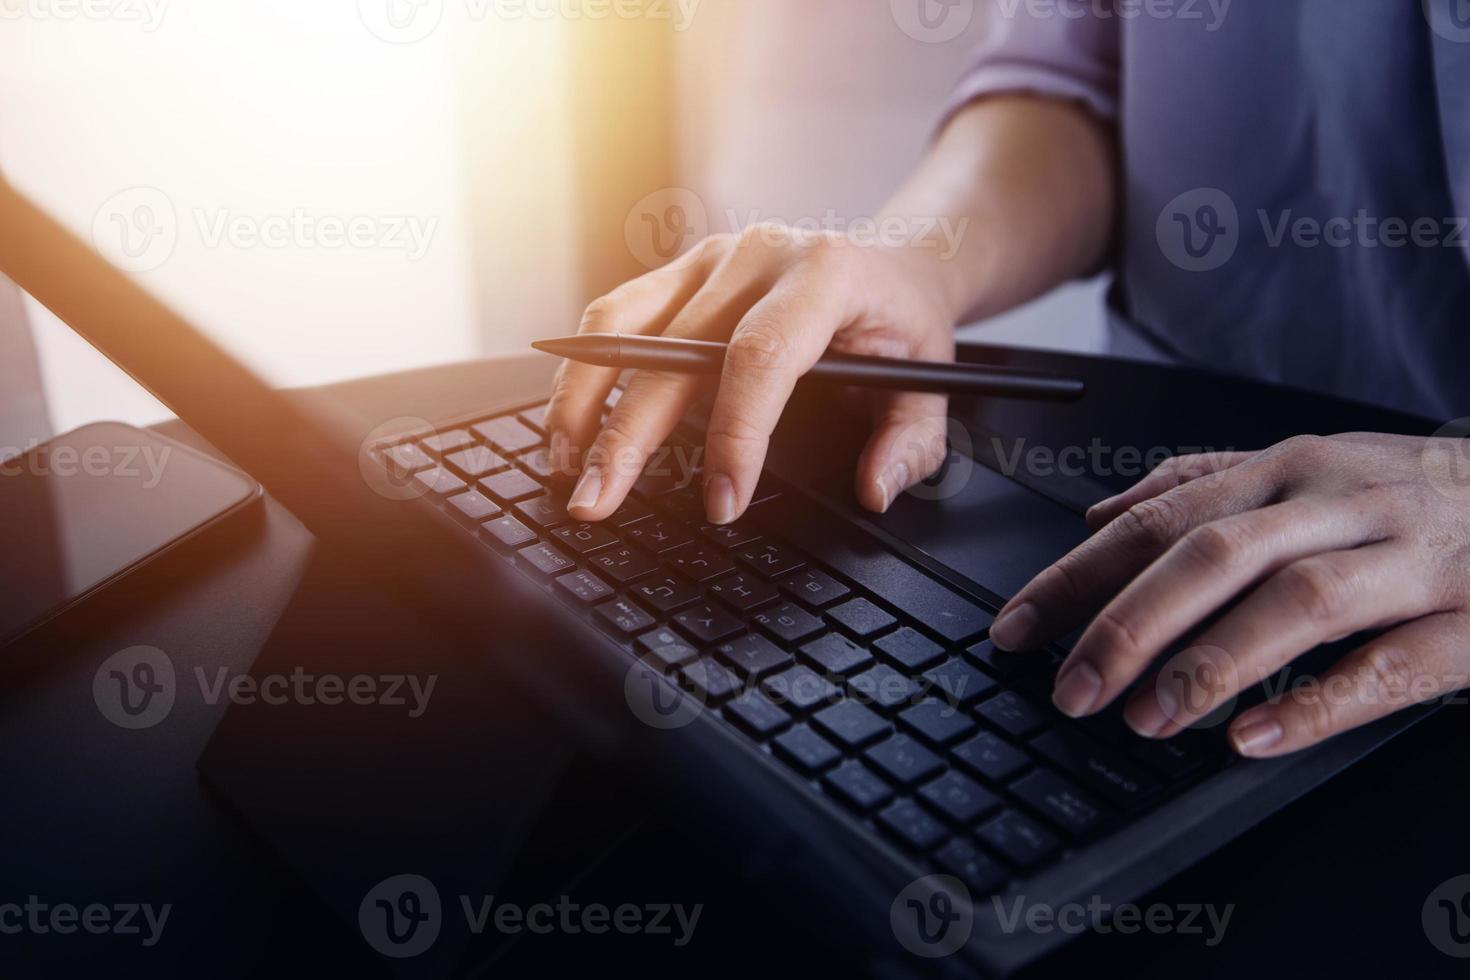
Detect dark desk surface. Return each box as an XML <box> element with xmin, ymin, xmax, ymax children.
<box><xmin>1</xmin><ymin>352</ymin><xmax>1465</xmax><ymax>979</ymax></box>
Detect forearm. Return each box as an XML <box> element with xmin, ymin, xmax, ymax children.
<box><xmin>879</xmin><ymin>94</ymin><xmax>1118</xmax><ymax>325</ymax></box>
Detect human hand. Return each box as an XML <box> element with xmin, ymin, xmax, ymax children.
<box><xmin>544</xmin><ymin>224</ymin><xmax>960</xmax><ymax>524</ymax></box>
<box><xmin>989</xmin><ymin>432</ymin><xmax>1470</xmax><ymax>757</ymax></box>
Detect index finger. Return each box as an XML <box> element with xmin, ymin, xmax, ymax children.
<box><xmin>701</xmin><ymin>282</ymin><xmax>842</xmax><ymax>523</ymax></box>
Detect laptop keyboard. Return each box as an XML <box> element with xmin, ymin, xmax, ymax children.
<box><xmin>372</xmin><ymin>393</ymin><xmax>1232</xmax><ymax>898</ymax></box>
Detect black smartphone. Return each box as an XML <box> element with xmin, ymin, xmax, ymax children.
<box><xmin>0</xmin><ymin>421</ymin><xmax>262</xmax><ymax>645</ymax></box>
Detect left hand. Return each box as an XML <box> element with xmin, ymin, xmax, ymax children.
<box><xmin>988</xmin><ymin>432</ymin><xmax>1470</xmax><ymax>758</ymax></box>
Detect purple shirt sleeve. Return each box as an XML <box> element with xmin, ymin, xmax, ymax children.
<box><xmin>941</xmin><ymin>4</ymin><xmax>1121</xmax><ymax>126</ymax></box>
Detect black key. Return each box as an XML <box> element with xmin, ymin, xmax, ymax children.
<box><xmin>707</xmin><ymin>572</ymin><xmax>780</xmax><ymax>612</ymax></box>
<box><xmin>654</xmin><ymin>486</ymin><xmax>706</xmax><ymax>523</ymax></box>
<box><xmin>680</xmin><ymin>658</ymin><xmax>742</xmax><ymax>703</ymax></box>
<box><xmin>671</xmin><ymin>603</ymin><xmax>745</xmax><ymax>644</ymax></box>
<box><xmin>756</xmin><ymin>495</ymin><xmax>992</xmax><ymax>642</ymax></box>
<box><xmin>699</xmin><ymin>520</ymin><xmax>761</xmax><ymax>549</ymax></box>
<box><xmin>446</xmin><ymin>490</ymin><xmax>501</xmax><ymax>526</ymax></box>
<box><xmin>919</xmin><ymin>771</ymin><xmax>1001</xmax><ymax>825</ymax></box>
<box><xmin>772</xmin><ymin>724</ymin><xmax>842</xmax><ymax>775</ymax></box>
<box><xmin>624</xmin><ymin>519</ymin><xmax>697</xmax><ymax>555</ymax></box>
<box><xmin>1010</xmin><ymin>769</ymin><xmax>1107</xmax><ymax>838</ymax></box>
<box><xmin>629</xmin><ymin>574</ymin><xmax>703</xmax><ymax>614</ymax></box>
<box><xmin>976</xmin><ymin>691</ymin><xmax>1051</xmax><ymax>739</ymax></box>
<box><xmin>965</xmin><ymin>638</ymin><xmax>1042</xmax><ymax>679</ymax></box>
<box><xmin>752</xmin><ymin>603</ymin><xmax>825</xmax><ymax>645</ymax></box>
<box><xmin>587</xmin><ymin>547</ymin><xmax>660</xmax><ymax>585</ymax></box>
<box><xmin>777</xmin><ymin>568</ymin><xmax>850</xmax><ymax>608</ymax></box>
<box><xmin>607</xmin><ymin>497</ymin><xmax>653</xmax><ymax>528</ymax></box>
<box><xmin>551</xmin><ymin>521</ymin><xmax>620</xmax><ymax>555</ymax></box>
<box><xmin>517</xmin><ymin>404</ymin><xmax>549</xmax><ymax>432</ymax></box>
<box><xmin>864</xmin><ymin>734</ymin><xmax>944</xmax><ymax>788</ymax></box>
<box><xmin>593</xmin><ymin>597</ymin><xmax>656</xmax><ymax>636</ymax></box>
<box><xmin>978</xmin><ymin>809</ymin><xmax>1061</xmax><ymax>869</ymax></box>
<box><xmin>446</xmin><ymin>444</ymin><xmax>510</xmax><ymax>478</ymax></box>
<box><xmin>724</xmin><ymin>691</ymin><xmax>792</xmax><ymax>738</ymax></box>
<box><xmin>382</xmin><ymin>442</ymin><xmax>433</xmax><ymax>475</ymax></box>
<box><xmin>877</xmin><ymin>799</ymin><xmax>947</xmax><ymax>852</ymax></box>
<box><xmin>827</xmin><ymin>597</ymin><xmax>897</xmax><ymax>638</ymax></box>
<box><xmin>1128</xmin><ymin>729</ymin><xmax>1216</xmax><ymax>781</ymax></box>
<box><xmin>873</xmin><ymin>627</ymin><xmax>945</xmax><ymax>671</ymax></box>
<box><xmin>715</xmin><ymin>634</ymin><xmax>793</xmax><ymax>680</ymax></box>
<box><xmin>474</xmin><ymin>416</ymin><xmax>541</xmax><ymax>454</ymax></box>
<box><xmin>812</xmin><ymin>699</ymin><xmax>890</xmax><ymax>749</ymax></box>
<box><xmin>412</xmin><ymin>466</ymin><xmax>467</xmax><ymax>497</ymax></box>
<box><xmin>636</xmin><ymin>627</ymin><xmax>698</xmax><ymax>672</ymax></box>
<box><xmin>823</xmin><ymin>761</ymin><xmax>894</xmax><ymax>811</ymax></box>
<box><xmin>799</xmin><ymin>633</ymin><xmax>872</xmax><ymax>675</ymax></box>
<box><xmin>761</xmin><ymin>665</ymin><xmax>841</xmax><ymax>712</ymax></box>
<box><xmin>899</xmin><ymin>699</ymin><xmax>977</xmax><ymax>746</ymax></box>
<box><xmin>421</xmin><ymin>429</ymin><xmax>474</xmax><ymax>454</ymax></box>
<box><xmin>513</xmin><ymin>494</ymin><xmax>572</xmax><ymax>530</ymax></box>
<box><xmin>517</xmin><ymin>542</ymin><xmax>575</xmax><ymax>578</ymax></box>
<box><xmin>848</xmin><ymin>663</ymin><xmax>921</xmax><ymax>712</ymax></box>
<box><xmin>517</xmin><ymin>445</ymin><xmax>559</xmax><ymax>480</ymax></box>
<box><xmin>934</xmin><ymin>838</ymin><xmax>1008</xmax><ymax>894</ymax></box>
<box><xmin>481</xmin><ymin>515</ymin><xmax>537</xmax><ymax>551</ymax></box>
<box><xmin>737</xmin><ymin>541</ymin><xmax>806</xmax><ymax>578</ymax></box>
<box><xmin>922</xmin><ymin>658</ymin><xmax>997</xmax><ymax>708</ymax></box>
<box><xmin>952</xmin><ymin>732</ymin><xmax>1030</xmax><ymax>783</ymax></box>
<box><xmin>481</xmin><ymin>469</ymin><xmax>542</xmax><ymax>503</ymax></box>
<box><xmin>666</xmin><ymin>545</ymin><xmax>737</xmax><ymax>583</ymax></box>
<box><xmin>632</xmin><ymin>469</ymin><xmax>687</xmax><ymax>499</ymax></box>
<box><xmin>1029</xmin><ymin>728</ymin><xmax>1161</xmax><ymax>809</ymax></box>
<box><xmin>554</xmin><ymin>569</ymin><xmax>614</xmax><ymax>605</ymax></box>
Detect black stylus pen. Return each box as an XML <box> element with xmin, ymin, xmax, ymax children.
<box><xmin>532</xmin><ymin>333</ymin><xmax>1086</xmax><ymax>402</ymax></box>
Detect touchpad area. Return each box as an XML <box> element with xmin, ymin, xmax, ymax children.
<box><xmin>866</xmin><ymin>461</ymin><xmax>1094</xmax><ymax>602</ymax></box>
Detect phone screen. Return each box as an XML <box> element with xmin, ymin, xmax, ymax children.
<box><xmin>0</xmin><ymin>421</ymin><xmax>260</xmax><ymax>644</ymax></box>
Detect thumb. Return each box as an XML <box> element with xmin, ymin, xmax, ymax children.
<box><xmin>856</xmin><ymin>391</ymin><xmax>950</xmax><ymax>513</ymax></box>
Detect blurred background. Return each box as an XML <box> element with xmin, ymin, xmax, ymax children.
<box><xmin>0</xmin><ymin>0</ymin><xmax>1105</xmax><ymax>436</ymax></box>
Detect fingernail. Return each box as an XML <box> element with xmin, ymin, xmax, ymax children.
<box><xmin>1052</xmin><ymin>661</ymin><xmax>1102</xmax><ymax>717</ymax></box>
<box><xmin>990</xmin><ymin>602</ymin><xmax>1038</xmax><ymax>651</ymax></box>
<box><xmin>569</xmin><ymin>465</ymin><xmax>602</xmax><ymax>513</ymax></box>
<box><xmin>880</xmin><ymin>462</ymin><xmax>910</xmax><ymax>513</ymax></box>
<box><xmin>1230</xmin><ymin>718</ymin><xmax>1283</xmax><ymax>757</ymax></box>
<box><xmin>705</xmin><ymin>473</ymin><xmax>737</xmax><ymax>525</ymax></box>
<box><xmin>1125</xmin><ymin>684</ymin><xmax>1179</xmax><ymax>738</ymax></box>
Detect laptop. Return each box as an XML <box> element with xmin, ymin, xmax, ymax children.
<box><xmin>0</xmin><ymin>173</ymin><xmax>1445</xmax><ymax>977</ymax></box>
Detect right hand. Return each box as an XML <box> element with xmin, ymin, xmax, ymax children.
<box><xmin>543</xmin><ymin>222</ymin><xmax>963</xmax><ymax>525</ymax></box>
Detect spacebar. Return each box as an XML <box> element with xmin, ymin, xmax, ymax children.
<box><xmin>753</xmin><ymin>494</ymin><xmax>994</xmax><ymax>643</ymax></box>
